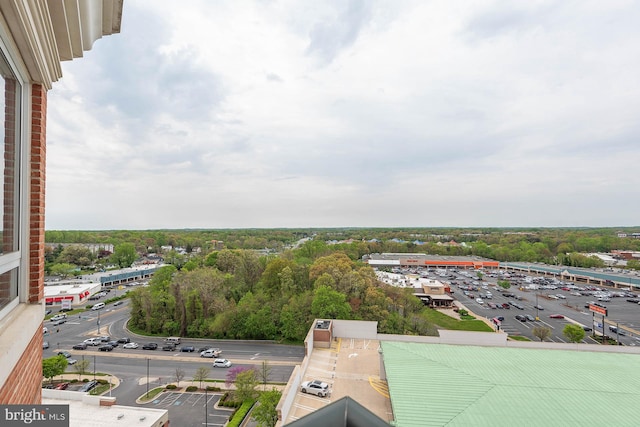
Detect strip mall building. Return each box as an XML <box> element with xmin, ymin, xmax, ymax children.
<box><xmin>364</xmin><ymin>253</ymin><xmax>500</xmax><ymax>269</ymax></box>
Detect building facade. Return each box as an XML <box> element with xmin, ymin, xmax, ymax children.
<box><xmin>0</xmin><ymin>0</ymin><xmax>122</xmax><ymax>403</ymax></box>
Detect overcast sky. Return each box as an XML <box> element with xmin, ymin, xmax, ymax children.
<box><xmin>45</xmin><ymin>0</ymin><xmax>640</xmax><ymax>230</ymax></box>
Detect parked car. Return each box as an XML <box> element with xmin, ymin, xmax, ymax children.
<box><xmin>72</xmin><ymin>343</ymin><xmax>88</xmax><ymax>350</ymax></box>
<box><xmin>300</xmin><ymin>379</ymin><xmax>329</xmax><ymax>397</ymax></box>
<box><xmin>534</xmin><ymin>305</ymin><xmax>544</xmax><ymax>311</ymax></box>
<box><xmin>609</xmin><ymin>326</ymin><xmax>626</xmax><ymax>336</ymax></box>
<box><xmin>123</xmin><ymin>342</ymin><xmax>139</xmax><ymax>349</ymax></box>
<box><xmin>113</xmin><ymin>300</ymin><xmax>123</xmax><ymax>306</ymax></box>
<box><xmin>501</xmin><ymin>303</ymin><xmax>510</xmax><ymax>309</ymax></box>
<box><xmin>200</xmin><ymin>348</ymin><xmax>222</xmax><ymax>358</ymax></box>
<box><xmin>142</xmin><ymin>343</ymin><xmax>158</xmax><ymax>350</ymax></box>
<box><xmin>212</xmin><ymin>358</ymin><xmax>232</xmax><ymax>368</ymax></box>
<box><xmin>57</xmin><ymin>351</ymin><xmax>72</xmax><ymax>358</ymax></box>
<box><xmin>626</xmin><ymin>298</ymin><xmax>640</xmax><ymax>303</ymax></box>
<box><xmin>117</xmin><ymin>337</ymin><xmax>131</xmax><ymax>344</ymax></box>
<box><xmin>549</xmin><ymin>314</ymin><xmax>565</xmax><ymax>319</ymax></box>
<box><xmin>43</xmin><ymin>341</ymin><xmax>49</xmax><ymax>349</ymax></box>
<box><xmin>79</xmin><ymin>380</ymin><xmax>98</xmax><ymax>393</ymax></box>
<box><xmin>525</xmin><ymin>315</ymin><xmax>536</xmax><ymax>322</ymax></box>
<box><xmin>99</xmin><ymin>344</ymin><xmax>114</xmax><ymax>352</ymax></box>
<box><xmin>180</xmin><ymin>346</ymin><xmax>195</xmax><ymax>352</ymax></box>
<box><xmin>515</xmin><ymin>315</ymin><xmax>527</xmax><ymax>322</ymax></box>
<box><xmin>55</xmin><ymin>382</ymin><xmax>69</xmax><ymax>390</ymax></box>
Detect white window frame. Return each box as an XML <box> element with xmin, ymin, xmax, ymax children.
<box><xmin>0</xmin><ymin>16</ymin><xmax>31</xmax><ymax>319</ymax></box>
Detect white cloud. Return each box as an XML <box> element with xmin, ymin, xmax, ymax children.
<box><xmin>45</xmin><ymin>0</ymin><xmax>640</xmax><ymax>229</ymax></box>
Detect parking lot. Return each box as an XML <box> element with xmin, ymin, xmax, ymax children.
<box><xmin>454</xmin><ymin>271</ymin><xmax>640</xmax><ymax>345</ymax></box>
<box><xmin>149</xmin><ymin>391</ymin><xmax>232</xmax><ymax>427</ymax></box>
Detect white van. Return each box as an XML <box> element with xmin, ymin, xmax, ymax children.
<box><xmin>91</xmin><ymin>302</ymin><xmax>105</xmax><ymax>310</ymax></box>
<box><xmin>165</xmin><ymin>336</ymin><xmax>181</xmax><ymax>345</ymax></box>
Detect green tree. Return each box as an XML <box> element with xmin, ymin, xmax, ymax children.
<box><xmin>497</xmin><ymin>280</ymin><xmax>511</xmax><ymax>289</ymax></box>
<box><xmin>532</xmin><ymin>326</ymin><xmax>552</xmax><ymax>342</ymax></box>
<box><xmin>234</xmin><ymin>369</ymin><xmax>258</xmax><ymax>402</ymax></box>
<box><xmin>49</xmin><ymin>263</ymin><xmax>77</xmax><ymax>278</ymax></box>
<box><xmin>252</xmin><ymin>389</ymin><xmax>282</xmax><ymax>427</ymax></box>
<box><xmin>57</xmin><ymin>245</ymin><xmax>94</xmax><ymax>266</ymax></box>
<box><xmin>563</xmin><ymin>324</ymin><xmax>585</xmax><ymax>343</ymax></box>
<box><xmin>111</xmin><ymin>243</ymin><xmax>137</xmax><ymax>268</ymax></box>
<box><xmin>43</xmin><ymin>355</ymin><xmax>68</xmax><ymax>383</ymax></box>
<box><xmin>311</xmin><ymin>285</ymin><xmax>352</xmax><ymax>320</ymax></box>
<box><xmin>627</xmin><ymin>259</ymin><xmax>640</xmax><ymax>270</ymax></box>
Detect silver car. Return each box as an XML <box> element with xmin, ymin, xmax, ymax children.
<box><xmin>301</xmin><ymin>380</ymin><xmax>329</xmax><ymax>397</ymax></box>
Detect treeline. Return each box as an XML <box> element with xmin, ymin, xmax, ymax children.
<box><xmin>45</xmin><ymin>229</ymin><xmax>314</xmax><ymax>253</ymax></box>
<box><xmin>45</xmin><ymin>228</ymin><xmax>640</xmax><ymax>261</ymax></box>
<box><xmin>128</xmin><ymin>249</ymin><xmax>432</xmax><ymax>341</ymax></box>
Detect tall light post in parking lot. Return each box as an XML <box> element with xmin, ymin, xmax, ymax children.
<box><xmin>205</xmin><ymin>387</ymin><xmax>208</xmax><ymax>426</ymax></box>
<box><xmin>146</xmin><ymin>358</ymin><xmax>150</xmax><ymax>398</ymax></box>
<box><xmin>96</xmin><ymin>308</ymin><xmax>101</xmax><ymax>335</ymax></box>
<box><xmin>535</xmin><ymin>292</ymin><xmax>539</xmax><ymax>320</ymax></box>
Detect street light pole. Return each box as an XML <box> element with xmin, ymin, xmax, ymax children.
<box><xmin>535</xmin><ymin>293</ymin><xmax>539</xmax><ymax>320</ymax></box>
<box><xmin>146</xmin><ymin>358</ymin><xmax>150</xmax><ymax>398</ymax></box>
<box><xmin>97</xmin><ymin>309</ymin><xmax>101</xmax><ymax>335</ymax></box>
<box><xmin>205</xmin><ymin>387</ymin><xmax>208</xmax><ymax>426</ymax></box>
<box><xmin>93</xmin><ymin>355</ymin><xmax>96</xmax><ymax>381</ymax></box>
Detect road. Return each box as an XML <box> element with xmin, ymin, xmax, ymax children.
<box><xmin>42</xmin><ymin>297</ymin><xmax>305</xmax><ymax>423</ymax></box>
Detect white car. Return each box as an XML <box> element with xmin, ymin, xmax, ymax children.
<box><xmin>212</xmin><ymin>358</ymin><xmax>232</xmax><ymax>368</ymax></box>
<box><xmin>556</xmin><ymin>294</ymin><xmax>566</xmax><ymax>299</ymax></box>
<box><xmin>301</xmin><ymin>380</ymin><xmax>329</xmax><ymax>397</ymax></box>
<box><xmin>83</xmin><ymin>338</ymin><xmax>101</xmax><ymax>346</ymax></box>
<box><xmin>50</xmin><ymin>313</ymin><xmax>67</xmax><ymax>321</ymax></box>
<box><xmin>200</xmin><ymin>348</ymin><xmax>222</xmax><ymax>358</ymax></box>
<box><xmin>123</xmin><ymin>342</ymin><xmax>139</xmax><ymax>349</ymax></box>
<box><xmin>475</xmin><ymin>298</ymin><xmax>484</xmax><ymax>304</ymax></box>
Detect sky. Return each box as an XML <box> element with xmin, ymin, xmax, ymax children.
<box><xmin>45</xmin><ymin>0</ymin><xmax>640</xmax><ymax>230</ymax></box>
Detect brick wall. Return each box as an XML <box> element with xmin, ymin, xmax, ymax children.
<box><xmin>0</xmin><ymin>329</ymin><xmax>43</xmax><ymax>403</ymax></box>
<box><xmin>29</xmin><ymin>83</ymin><xmax>46</xmax><ymax>303</ymax></box>
<box><xmin>0</xmin><ymin>83</ymin><xmax>49</xmax><ymax>404</ymax></box>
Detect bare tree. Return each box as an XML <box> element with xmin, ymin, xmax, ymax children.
<box><xmin>73</xmin><ymin>358</ymin><xmax>91</xmax><ymax>380</ymax></box>
<box><xmin>193</xmin><ymin>366</ymin><xmax>210</xmax><ymax>389</ymax></box>
<box><xmin>532</xmin><ymin>326</ymin><xmax>552</xmax><ymax>342</ymax></box>
<box><xmin>175</xmin><ymin>368</ymin><xmax>185</xmax><ymax>388</ymax></box>
<box><xmin>257</xmin><ymin>361</ymin><xmax>272</xmax><ymax>390</ymax></box>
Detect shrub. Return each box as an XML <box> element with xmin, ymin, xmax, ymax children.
<box><xmin>186</xmin><ymin>386</ymin><xmax>198</xmax><ymax>392</ymax></box>
<box><xmin>219</xmin><ymin>392</ymin><xmax>242</xmax><ymax>408</ymax></box>
<box><xmin>227</xmin><ymin>400</ymin><xmax>255</xmax><ymax>427</ymax></box>
<box><xmin>206</xmin><ymin>385</ymin><xmax>221</xmax><ymax>392</ymax></box>
<box><xmin>165</xmin><ymin>384</ymin><xmax>177</xmax><ymax>390</ymax></box>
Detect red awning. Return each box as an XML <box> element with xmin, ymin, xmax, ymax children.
<box><xmin>63</xmin><ymin>296</ymin><xmax>74</xmax><ymax>300</ymax></box>
<box><xmin>45</xmin><ymin>297</ymin><xmax>54</xmax><ymax>303</ymax></box>
<box><xmin>53</xmin><ymin>297</ymin><xmax>63</xmax><ymax>302</ymax></box>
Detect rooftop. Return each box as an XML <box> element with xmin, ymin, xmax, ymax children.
<box><xmin>382</xmin><ymin>341</ymin><xmax>640</xmax><ymax>427</ymax></box>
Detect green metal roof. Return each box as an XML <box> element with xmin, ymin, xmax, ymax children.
<box><xmin>382</xmin><ymin>341</ymin><xmax>640</xmax><ymax>427</ymax></box>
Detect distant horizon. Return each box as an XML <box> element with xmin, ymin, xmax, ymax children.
<box><xmin>44</xmin><ymin>225</ymin><xmax>640</xmax><ymax>232</ymax></box>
